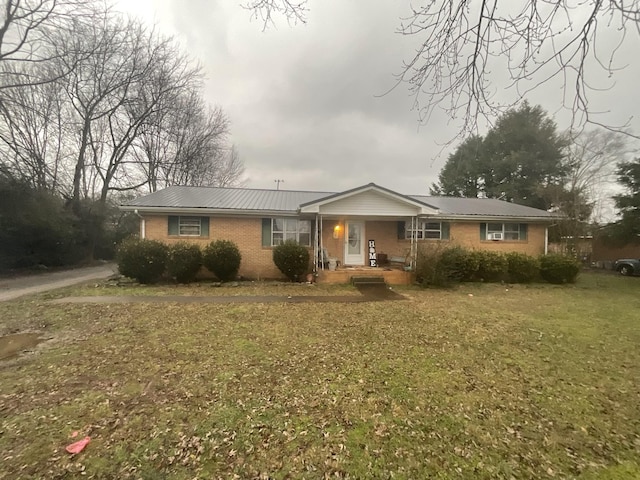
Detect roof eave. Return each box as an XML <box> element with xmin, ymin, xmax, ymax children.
<box><xmin>119</xmin><ymin>205</ymin><xmax>301</xmax><ymax>217</ymax></box>
<box><xmin>432</xmin><ymin>214</ymin><xmax>561</xmax><ymax>222</ymax></box>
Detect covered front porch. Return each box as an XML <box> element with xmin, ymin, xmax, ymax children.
<box><xmin>298</xmin><ymin>184</ymin><xmax>440</xmax><ymax>284</ymax></box>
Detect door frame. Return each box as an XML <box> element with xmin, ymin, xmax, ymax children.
<box><xmin>344</xmin><ymin>220</ymin><xmax>365</xmax><ymax>265</ymax></box>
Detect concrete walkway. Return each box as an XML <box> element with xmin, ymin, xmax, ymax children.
<box><xmin>50</xmin><ymin>283</ymin><xmax>406</xmax><ymax>305</ymax></box>
<box><xmin>0</xmin><ymin>264</ymin><xmax>117</xmax><ymax>302</ymax></box>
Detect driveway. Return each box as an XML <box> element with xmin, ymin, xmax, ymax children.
<box><xmin>0</xmin><ymin>264</ymin><xmax>117</xmax><ymax>302</ymax></box>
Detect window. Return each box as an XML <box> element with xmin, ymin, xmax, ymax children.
<box><xmin>482</xmin><ymin>223</ymin><xmax>527</xmax><ymax>241</ymax></box>
<box><xmin>179</xmin><ymin>217</ymin><xmax>202</xmax><ymax>236</ymax></box>
<box><xmin>405</xmin><ymin>221</ymin><xmax>449</xmax><ymax>240</ymax></box>
<box><xmin>271</xmin><ymin>218</ymin><xmax>311</xmax><ymax>246</ymax></box>
<box><xmin>168</xmin><ymin>216</ymin><xmax>209</xmax><ymax>237</ymax></box>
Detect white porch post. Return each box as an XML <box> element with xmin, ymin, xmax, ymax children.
<box><xmin>313</xmin><ymin>214</ymin><xmax>319</xmax><ymax>272</ymax></box>
<box><xmin>411</xmin><ymin>216</ymin><xmax>417</xmax><ymax>269</ymax></box>
<box><xmin>320</xmin><ymin>215</ymin><xmax>324</xmax><ymax>270</ymax></box>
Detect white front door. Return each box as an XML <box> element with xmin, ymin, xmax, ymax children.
<box><xmin>344</xmin><ymin>221</ymin><xmax>365</xmax><ymax>265</ymax></box>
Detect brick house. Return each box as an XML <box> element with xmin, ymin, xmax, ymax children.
<box><xmin>120</xmin><ymin>183</ymin><xmax>558</xmax><ymax>283</ymax></box>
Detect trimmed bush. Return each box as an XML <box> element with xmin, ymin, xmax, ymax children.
<box><xmin>506</xmin><ymin>252</ymin><xmax>540</xmax><ymax>283</ymax></box>
<box><xmin>203</xmin><ymin>240</ymin><xmax>241</xmax><ymax>281</ymax></box>
<box><xmin>167</xmin><ymin>242</ymin><xmax>202</xmax><ymax>283</ymax></box>
<box><xmin>416</xmin><ymin>243</ymin><xmax>452</xmax><ymax>287</ymax></box>
<box><xmin>116</xmin><ymin>237</ymin><xmax>168</xmax><ymax>284</ymax></box>
<box><xmin>439</xmin><ymin>246</ymin><xmax>478</xmax><ymax>283</ymax></box>
<box><xmin>539</xmin><ymin>254</ymin><xmax>581</xmax><ymax>284</ymax></box>
<box><xmin>473</xmin><ymin>250</ymin><xmax>508</xmax><ymax>282</ymax></box>
<box><xmin>273</xmin><ymin>240</ymin><xmax>310</xmax><ymax>281</ymax></box>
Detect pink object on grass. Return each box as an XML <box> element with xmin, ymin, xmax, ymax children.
<box><xmin>66</xmin><ymin>436</ymin><xmax>90</xmax><ymax>454</ymax></box>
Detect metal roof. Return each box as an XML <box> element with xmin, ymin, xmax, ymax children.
<box><xmin>122</xmin><ymin>185</ymin><xmax>556</xmax><ymax>218</ymax></box>
<box><xmin>122</xmin><ymin>186</ymin><xmax>331</xmax><ymax>212</ymax></box>
<box><xmin>410</xmin><ymin>195</ymin><xmax>556</xmax><ymax>218</ymax></box>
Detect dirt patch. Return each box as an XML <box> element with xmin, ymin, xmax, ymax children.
<box><xmin>0</xmin><ymin>333</ymin><xmax>45</xmax><ymax>361</ymax></box>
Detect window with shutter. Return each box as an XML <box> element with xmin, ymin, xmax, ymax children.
<box><xmin>168</xmin><ymin>216</ymin><xmax>209</xmax><ymax>237</ymax></box>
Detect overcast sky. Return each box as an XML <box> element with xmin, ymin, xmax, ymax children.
<box><xmin>119</xmin><ymin>1</ymin><xmax>639</xmax><ymax>196</ymax></box>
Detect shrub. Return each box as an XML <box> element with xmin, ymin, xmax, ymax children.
<box><xmin>416</xmin><ymin>243</ymin><xmax>452</xmax><ymax>287</ymax></box>
<box><xmin>203</xmin><ymin>240</ymin><xmax>242</xmax><ymax>281</ymax></box>
<box><xmin>116</xmin><ymin>237</ymin><xmax>168</xmax><ymax>284</ymax></box>
<box><xmin>167</xmin><ymin>242</ymin><xmax>202</xmax><ymax>283</ymax></box>
<box><xmin>473</xmin><ymin>250</ymin><xmax>508</xmax><ymax>282</ymax></box>
<box><xmin>539</xmin><ymin>254</ymin><xmax>581</xmax><ymax>284</ymax></box>
<box><xmin>506</xmin><ymin>252</ymin><xmax>540</xmax><ymax>283</ymax></box>
<box><xmin>439</xmin><ymin>246</ymin><xmax>478</xmax><ymax>283</ymax></box>
<box><xmin>272</xmin><ymin>240</ymin><xmax>310</xmax><ymax>281</ymax></box>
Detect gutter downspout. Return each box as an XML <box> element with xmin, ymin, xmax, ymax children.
<box><xmin>134</xmin><ymin>209</ymin><xmax>145</xmax><ymax>239</ymax></box>
<box><xmin>544</xmin><ymin>225</ymin><xmax>549</xmax><ymax>255</ymax></box>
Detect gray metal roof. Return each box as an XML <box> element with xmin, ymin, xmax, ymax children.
<box><xmin>410</xmin><ymin>195</ymin><xmax>556</xmax><ymax>218</ymax></box>
<box><xmin>122</xmin><ymin>186</ymin><xmax>331</xmax><ymax>212</ymax></box>
<box><xmin>122</xmin><ymin>185</ymin><xmax>556</xmax><ymax>218</ymax></box>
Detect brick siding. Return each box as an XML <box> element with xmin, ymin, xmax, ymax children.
<box><xmin>143</xmin><ymin>215</ymin><xmax>548</xmax><ymax>279</ymax></box>
<box><xmin>144</xmin><ymin>215</ymin><xmax>284</xmax><ymax>280</ymax></box>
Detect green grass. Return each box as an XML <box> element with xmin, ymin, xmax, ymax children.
<box><xmin>0</xmin><ymin>273</ymin><xmax>639</xmax><ymax>479</ymax></box>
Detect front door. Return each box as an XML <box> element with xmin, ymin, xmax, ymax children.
<box><xmin>344</xmin><ymin>221</ymin><xmax>365</xmax><ymax>265</ymax></box>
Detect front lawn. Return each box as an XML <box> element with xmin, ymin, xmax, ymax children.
<box><xmin>1</xmin><ymin>274</ymin><xmax>639</xmax><ymax>478</ymax></box>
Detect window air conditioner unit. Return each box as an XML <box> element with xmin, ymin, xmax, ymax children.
<box><xmin>488</xmin><ymin>232</ymin><xmax>504</xmax><ymax>241</ymax></box>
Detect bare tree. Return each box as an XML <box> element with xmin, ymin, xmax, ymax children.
<box><xmin>245</xmin><ymin>1</ymin><xmax>640</xmax><ymax>138</ymax></box>
<box><xmin>134</xmin><ymin>90</ymin><xmax>236</xmax><ymax>191</ymax></box>
<box><xmin>51</xmin><ymin>9</ymin><xmax>201</xmax><ymax>211</ymax></box>
<box><xmin>0</xmin><ymin>0</ymin><xmax>96</xmax><ymax>91</ymax></box>
<box><xmin>0</xmin><ymin>76</ymin><xmax>71</xmax><ymax>191</ymax></box>
<box><xmin>564</xmin><ymin>128</ymin><xmax>633</xmax><ymax>222</ymax></box>
<box><xmin>549</xmin><ymin>128</ymin><xmax>633</xmax><ymax>255</ymax></box>
<box><xmin>214</xmin><ymin>145</ymin><xmax>245</xmax><ymax>187</ymax></box>
<box><xmin>243</xmin><ymin>0</ymin><xmax>308</xmax><ymax>29</ymax></box>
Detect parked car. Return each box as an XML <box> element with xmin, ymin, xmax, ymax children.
<box><xmin>613</xmin><ymin>258</ymin><xmax>640</xmax><ymax>276</ymax></box>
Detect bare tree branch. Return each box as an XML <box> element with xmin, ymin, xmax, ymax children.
<box><xmin>245</xmin><ymin>1</ymin><xmax>639</xmax><ymax>139</ymax></box>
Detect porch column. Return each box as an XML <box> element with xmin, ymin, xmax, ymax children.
<box><xmin>313</xmin><ymin>213</ymin><xmax>319</xmax><ymax>272</ymax></box>
<box><xmin>319</xmin><ymin>215</ymin><xmax>324</xmax><ymax>270</ymax></box>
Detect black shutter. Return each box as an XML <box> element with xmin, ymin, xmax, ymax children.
<box><xmin>168</xmin><ymin>216</ymin><xmax>179</xmax><ymax>235</ymax></box>
<box><xmin>201</xmin><ymin>217</ymin><xmax>209</xmax><ymax>237</ymax></box>
<box><xmin>441</xmin><ymin>222</ymin><xmax>450</xmax><ymax>240</ymax></box>
<box><xmin>261</xmin><ymin>218</ymin><xmax>272</xmax><ymax>247</ymax></box>
<box><xmin>480</xmin><ymin>223</ymin><xmax>487</xmax><ymax>240</ymax></box>
<box><xmin>397</xmin><ymin>221</ymin><xmax>406</xmax><ymax>239</ymax></box>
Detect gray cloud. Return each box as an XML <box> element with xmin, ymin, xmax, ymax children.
<box><xmin>121</xmin><ymin>0</ymin><xmax>640</xmax><ymax>195</ymax></box>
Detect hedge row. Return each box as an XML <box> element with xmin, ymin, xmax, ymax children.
<box><xmin>116</xmin><ymin>238</ymin><xmax>312</xmax><ymax>284</ymax></box>
<box><xmin>116</xmin><ymin>239</ymin><xmax>241</xmax><ymax>284</ymax></box>
<box><xmin>416</xmin><ymin>245</ymin><xmax>580</xmax><ymax>287</ymax></box>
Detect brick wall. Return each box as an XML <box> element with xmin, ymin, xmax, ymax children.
<box><xmin>592</xmin><ymin>237</ymin><xmax>640</xmax><ymax>262</ymax></box>
<box><xmin>448</xmin><ymin>222</ymin><xmax>547</xmax><ymax>256</ymax></box>
<box><xmin>143</xmin><ymin>215</ymin><xmax>549</xmax><ymax>278</ymax></box>
<box><xmin>319</xmin><ymin>220</ymin><xmax>548</xmax><ymax>265</ymax></box>
<box><xmin>144</xmin><ymin>214</ymin><xmax>284</xmax><ymax>280</ymax></box>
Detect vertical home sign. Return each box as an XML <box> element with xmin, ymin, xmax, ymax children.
<box><xmin>368</xmin><ymin>240</ymin><xmax>377</xmax><ymax>267</ymax></box>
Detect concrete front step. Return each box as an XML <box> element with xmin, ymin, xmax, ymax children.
<box><xmin>317</xmin><ymin>269</ymin><xmax>414</xmax><ymax>285</ymax></box>
<box><xmin>351</xmin><ymin>276</ymin><xmax>387</xmax><ymax>285</ymax></box>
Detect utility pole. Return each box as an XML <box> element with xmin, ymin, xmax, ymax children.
<box><xmin>274</xmin><ymin>179</ymin><xmax>284</xmax><ymax>190</ymax></box>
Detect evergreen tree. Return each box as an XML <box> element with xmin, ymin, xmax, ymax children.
<box><xmin>432</xmin><ymin>102</ymin><xmax>567</xmax><ymax>210</ymax></box>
